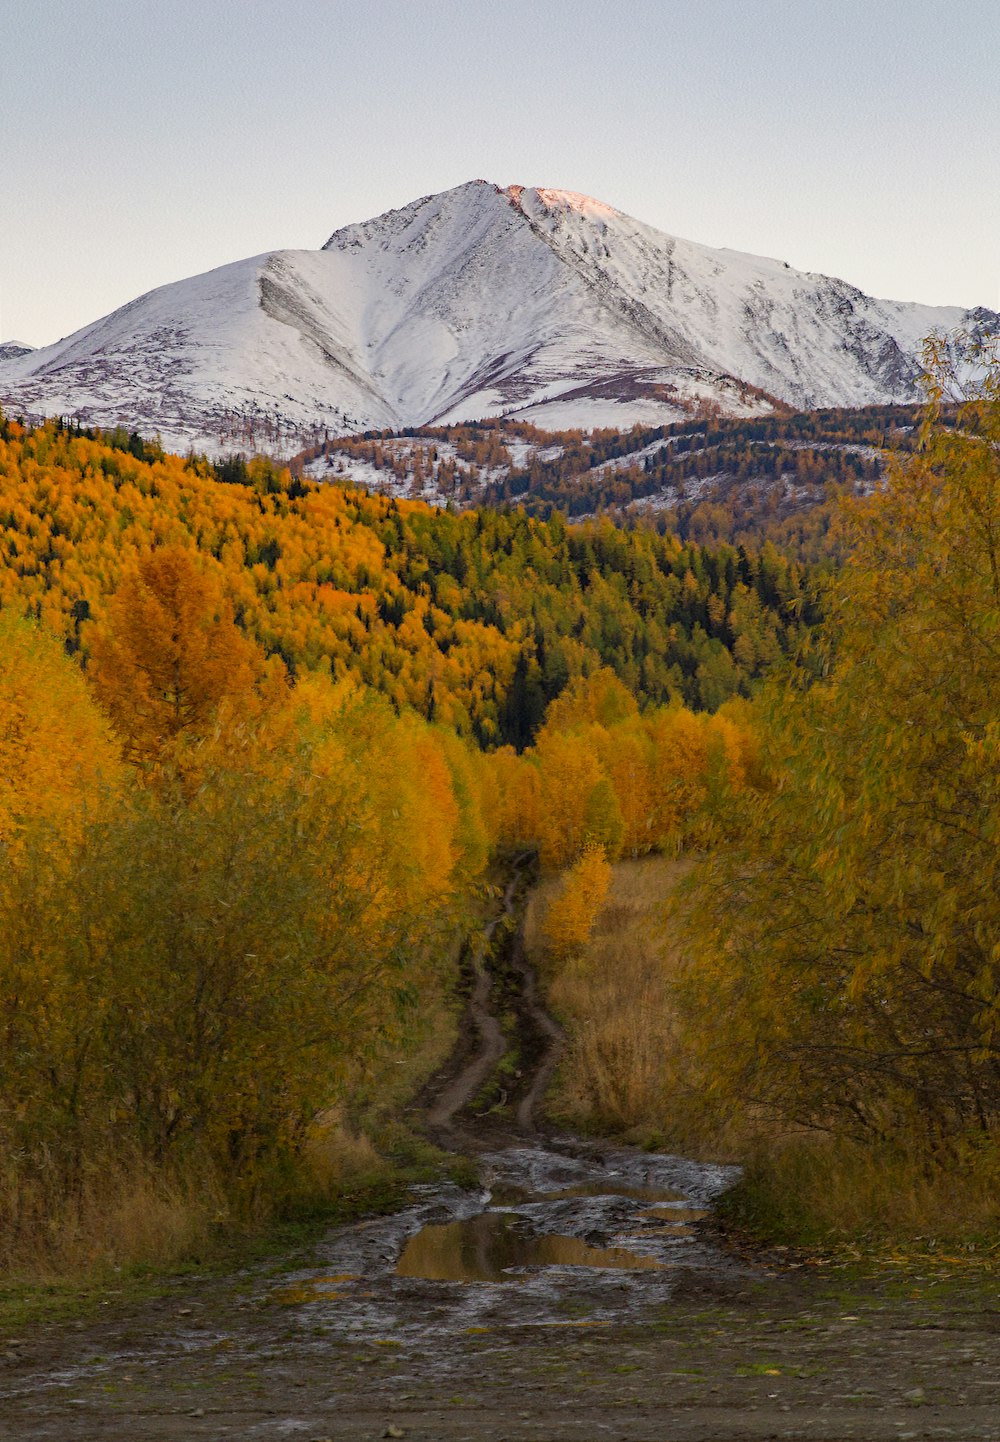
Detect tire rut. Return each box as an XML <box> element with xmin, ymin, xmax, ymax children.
<box><xmin>422</xmin><ymin>851</ymin><xmax>564</xmax><ymax>1144</ymax></box>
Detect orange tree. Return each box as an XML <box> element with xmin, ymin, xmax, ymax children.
<box><xmin>88</xmin><ymin>546</ymin><xmax>265</xmax><ymax>768</ymax></box>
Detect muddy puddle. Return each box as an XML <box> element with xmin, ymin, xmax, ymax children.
<box><xmin>0</xmin><ymin>1150</ymin><xmax>743</xmax><ymax>1412</ymax></box>
<box><xmin>396</xmin><ymin>1210</ymin><xmax>665</xmax><ymax>1282</ymax></box>
<box><xmin>263</xmin><ymin>1139</ymin><xmax>742</xmax><ymax>1345</ymax></box>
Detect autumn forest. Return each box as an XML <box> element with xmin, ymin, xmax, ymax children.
<box><xmin>1</xmin><ymin>342</ymin><xmax>998</xmax><ymax>1277</ymax></box>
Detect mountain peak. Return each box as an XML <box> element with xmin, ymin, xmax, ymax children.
<box><xmin>0</xmin><ymin>341</ymin><xmax>36</xmax><ymax>362</ymax></box>
<box><xmin>503</xmin><ymin>184</ymin><xmax>618</xmax><ymax>219</ymax></box>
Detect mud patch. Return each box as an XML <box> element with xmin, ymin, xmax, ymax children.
<box><xmin>542</xmin><ymin>1182</ymin><xmax>687</xmax><ymax>1204</ymax></box>
<box><xmin>251</xmin><ymin>1139</ymin><xmax>745</xmax><ymax>1345</ymax></box>
<box><xmin>396</xmin><ymin>1210</ymin><xmax>664</xmax><ymax>1283</ymax></box>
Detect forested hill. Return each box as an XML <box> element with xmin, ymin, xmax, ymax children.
<box><xmin>0</xmin><ymin>414</ymin><xmax>819</xmax><ymax>747</ymax></box>
<box><xmin>297</xmin><ymin>404</ymin><xmax>936</xmax><ymax>561</ymax></box>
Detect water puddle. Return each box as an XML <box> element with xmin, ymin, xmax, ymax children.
<box><xmin>488</xmin><ymin>1183</ymin><xmax>535</xmax><ymax>1205</ymax></box>
<box><xmin>396</xmin><ymin>1211</ymin><xmax>665</xmax><ymax>1284</ymax></box>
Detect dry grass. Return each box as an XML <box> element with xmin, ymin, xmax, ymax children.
<box><xmin>728</xmin><ymin>1134</ymin><xmax>1000</xmax><ymax>1247</ymax></box>
<box><xmin>526</xmin><ymin>855</ymin><xmax>694</xmax><ymax>1137</ymax></box>
<box><xmin>0</xmin><ymin>1112</ymin><xmax>427</xmax><ymax>1285</ymax></box>
<box><xmin>528</xmin><ymin>858</ymin><xmax>1000</xmax><ymax>1246</ymax></box>
<box><xmin>0</xmin><ymin>1152</ymin><xmax>222</xmax><ymax>1282</ymax></box>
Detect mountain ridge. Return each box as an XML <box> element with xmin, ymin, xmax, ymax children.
<box><xmin>2</xmin><ymin>180</ymin><xmax>994</xmax><ymax>457</ymax></box>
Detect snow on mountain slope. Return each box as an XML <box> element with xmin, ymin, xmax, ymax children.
<box><xmin>1</xmin><ymin>180</ymin><xmax>994</xmax><ymax>457</ymax></box>
<box><xmin>0</xmin><ymin>251</ymin><xmax>401</xmax><ymax>453</ymax></box>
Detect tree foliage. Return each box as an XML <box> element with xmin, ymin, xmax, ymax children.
<box><xmin>542</xmin><ymin>844</ymin><xmax>613</xmax><ymax>962</ymax></box>
<box><xmin>88</xmin><ymin>547</ymin><xmax>268</xmax><ymax>771</ymax></box>
<box><xmin>491</xmin><ymin>669</ymin><xmax>756</xmax><ymax>870</ymax></box>
<box><xmin>679</xmin><ymin>343</ymin><xmax>1000</xmax><ymax>1146</ymax></box>
<box><xmin>0</xmin><ymin>414</ymin><xmax>816</xmax><ymax>746</ymax></box>
<box><xmin>0</xmin><ymin>613</ymin><xmax>121</xmax><ymax>853</ymax></box>
<box><xmin>0</xmin><ymin>592</ymin><xmax>487</xmax><ymax>1233</ymax></box>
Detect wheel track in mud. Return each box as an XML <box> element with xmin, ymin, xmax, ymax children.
<box><xmin>422</xmin><ymin>851</ymin><xmax>566</xmax><ymax>1145</ymax></box>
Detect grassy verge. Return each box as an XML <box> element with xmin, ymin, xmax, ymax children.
<box><xmin>717</xmin><ymin>1137</ymin><xmax>1000</xmax><ymax>1256</ymax></box>
<box><xmin>527</xmin><ymin>855</ymin><xmax>1000</xmax><ymax>1255</ymax></box>
<box><xmin>0</xmin><ymin>1123</ymin><xmax>475</xmax><ymax>1337</ymax></box>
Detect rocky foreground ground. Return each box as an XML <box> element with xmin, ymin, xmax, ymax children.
<box><xmin>2</xmin><ymin>1226</ymin><xmax>997</xmax><ymax>1442</ymax></box>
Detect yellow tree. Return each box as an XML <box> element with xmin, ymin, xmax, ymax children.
<box><xmin>543</xmin><ymin>843</ymin><xmax>613</xmax><ymax>962</ymax></box>
<box><xmin>532</xmin><ymin>725</ymin><xmax>623</xmax><ymax>870</ymax></box>
<box><xmin>594</xmin><ymin>717</ymin><xmax>655</xmax><ymax>857</ymax></box>
<box><xmin>540</xmin><ymin>668</ymin><xmax>637</xmax><ymax>734</ymax></box>
<box><xmin>0</xmin><ymin>616</ymin><xmax>123</xmax><ymax>1193</ymax></box>
<box><xmin>478</xmin><ymin>745</ymin><xmax>541</xmax><ymax>853</ymax></box>
<box><xmin>0</xmin><ymin>613</ymin><xmax>121</xmax><ymax>852</ymax></box>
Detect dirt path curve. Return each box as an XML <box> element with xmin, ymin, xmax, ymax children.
<box><xmin>510</xmin><ymin>924</ymin><xmax>566</xmax><ymax>1133</ymax></box>
<box><xmin>422</xmin><ymin>850</ymin><xmax>567</xmax><ymax>1143</ymax></box>
<box><xmin>424</xmin><ymin>859</ymin><xmax>531</xmax><ymax>1134</ymax></box>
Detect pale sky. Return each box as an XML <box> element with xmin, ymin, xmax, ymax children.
<box><xmin>4</xmin><ymin>0</ymin><xmax>998</xmax><ymax>347</ymax></box>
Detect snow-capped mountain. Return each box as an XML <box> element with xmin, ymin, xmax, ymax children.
<box><xmin>1</xmin><ymin>181</ymin><xmax>994</xmax><ymax>456</ymax></box>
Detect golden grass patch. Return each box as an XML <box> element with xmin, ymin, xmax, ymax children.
<box><xmin>526</xmin><ymin>855</ymin><xmax>692</xmax><ymax>1136</ymax></box>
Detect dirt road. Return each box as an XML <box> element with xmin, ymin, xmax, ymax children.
<box><xmin>2</xmin><ymin>862</ymin><xmax>998</xmax><ymax>1440</ymax></box>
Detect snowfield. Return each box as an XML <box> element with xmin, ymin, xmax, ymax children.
<box><xmin>1</xmin><ymin>180</ymin><xmax>995</xmax><ymax>457</ymax></box>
